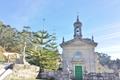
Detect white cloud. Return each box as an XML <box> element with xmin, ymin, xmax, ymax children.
<box><xmin>96</xmin><ymin>45</ymin><xmax>120</xmax><ymax>60</ymax></box>
<box><xmin>91</xmin><ymin>22</ymin><xmax>120</xmax><ymax>41</ymax></box>
<box><xmin>94</xmin><ymin>22</ymin><xmax>120</xmax><ymax>59</ymax></box>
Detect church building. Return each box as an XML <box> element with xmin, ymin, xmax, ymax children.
<box><xmin>60</xmin><ymin>16</ymin><xmax>98</xmax><ymax>79</ymax></box>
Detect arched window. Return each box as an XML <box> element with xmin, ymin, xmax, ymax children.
<box><xmin>72</xmin><ymin>51</ymin><xmax>82</xmax><ymax>61</ymax></box>
<box><xmin>75</xmin><ymin>51</ymin><xmax>81</xmax><ymax>58</ymax></box>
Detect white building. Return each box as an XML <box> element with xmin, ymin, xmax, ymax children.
<box><xmin>60</xmin><ymin>16</ymin><xmax>98</xmax><ymax>79</ymax></box>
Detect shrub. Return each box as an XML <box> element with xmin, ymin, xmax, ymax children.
<box><xmin>0</xmin><ymin>46</ymin><xmax>5</xmax><ymax>62</ymax></box>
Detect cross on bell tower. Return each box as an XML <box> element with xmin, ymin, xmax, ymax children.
<box><xmin>73</xmin><ymin>16</ymin><xmax>82</xmax><ymax>39</ymax></box>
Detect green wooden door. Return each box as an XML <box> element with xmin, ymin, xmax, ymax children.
<box><xmin>75</xmin><ymin>66</ymin><xmax>83</xmax><ymax>80</ymax></box>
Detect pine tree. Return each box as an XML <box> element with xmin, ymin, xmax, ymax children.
<box><xmin>27</xmin><ymin>30</ymin><xmax>59</xmax><ymax>78</ymax></box>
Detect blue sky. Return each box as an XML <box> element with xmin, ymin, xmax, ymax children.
<box><xmin>0</xmin><ymin>0</ymin><xmax>120</xmax><ymax>59</ymax></box>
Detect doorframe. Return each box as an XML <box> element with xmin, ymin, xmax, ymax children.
<box><xmin>74</xmin><ymin>64</ymin><xmax>84</xmax><ymax>79</ymax></box>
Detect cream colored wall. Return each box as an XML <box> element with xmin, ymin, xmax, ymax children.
<box><xmin>62</xmin><ymin>40</ymin><xmax>97</xmax><ymax>73</ymax></box>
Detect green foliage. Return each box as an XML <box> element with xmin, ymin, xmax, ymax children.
<box><xmin>0</xmin><ymin>21</ymin><xmax>60</xmax><ymax>72</ymax></box>
<box><xmin>0</xmin><ymin>23</ymin><xmax>33</xmax><ymax>54</ymax></box>
<box><xmin>0</xmin><ymin>46</ymin><xmax>5</xmax><ymax>61</ymax></box>
<box><xmin>0</xmin><ymin>23</ymin><xmax>18</xmax><ymax>52</ymax></box>
<box><xmin>13</xmin><ymin>26</ymin><xmax>32</xmax><ymax>53</ymax></box>
<box><xmin>97</xmin><ymin>52</ymin><xmax>111</xmax><ymax>65</ymax></box>
<box><xmin>27</xmin><ymin>30</ymin><xmax>59</xmax><ymax>72</ymax></box>
<box><xmin>97</xmin><ymin>52</ymin><xmax>120</xmax><ymax>70</ymax></box>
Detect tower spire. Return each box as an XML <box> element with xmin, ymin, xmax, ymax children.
<box><xmin>73</xmin><ymin>16</ymin><xmax>82</xmax><ymax>39</ymax></box>
<box><xmin>62</xmin><ymin>37</ymin><xmax>64</xmax><ymax>43</ymax></box>
<box><xmin>92</xmin><ymin>35</ymin><xmax>94</xmax><ymax>42</ymax></box>
<box><xmin>77</xmin><ymin>15</ymin><xmax>79</xmax><ymax>22</ymax></box>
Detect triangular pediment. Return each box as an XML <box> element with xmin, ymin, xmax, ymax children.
<box><xmin>60</xmin><ymin>38</ymin><xmax>97</xmax><ymax>47</ymax></box>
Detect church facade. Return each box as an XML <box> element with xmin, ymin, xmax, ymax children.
<box><xmin>60</xmin><ymin>16</ymin><xmax>98</xmax><ymax>79</ymax></box>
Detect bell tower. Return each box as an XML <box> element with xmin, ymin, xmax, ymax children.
<box><xmin>73</xmin><ymin>16</ymin><xmax>82</xmax><ymax>38</ymax></box>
